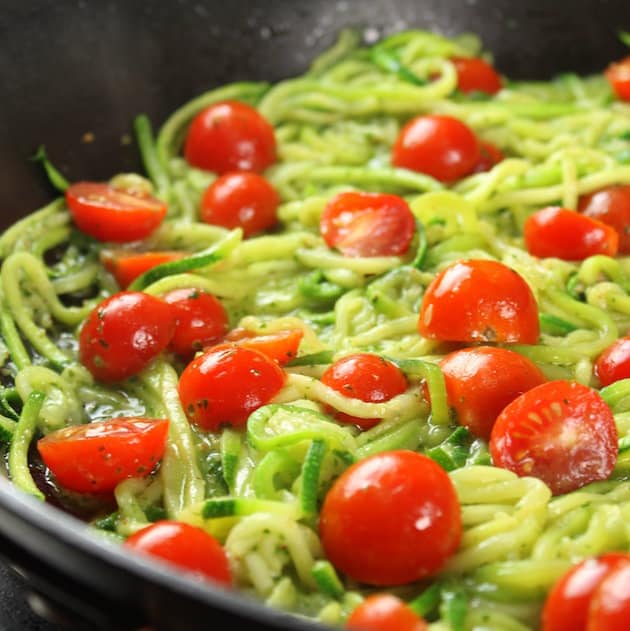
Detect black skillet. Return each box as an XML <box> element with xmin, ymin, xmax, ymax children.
<box><xmin>0</xmin><ymin>1</ymin><xmax>629</xmax><ymax>629</ymax></box>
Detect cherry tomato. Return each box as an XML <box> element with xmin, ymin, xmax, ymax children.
<box><xmin>224</xmin><ymin>328</ymin><xmax>303</xmax><ymax>365</ymax></box>
<box><xmin>101</xmin><ymin>250</ymin><xmax>185</xmax><ymax>289</ymax></box>
<box><xmin>163</xmin><ymin>289</ymin><xmax>229</xmax><ymax>357</ymax></box>
<box><xmin>178</xmin><ymin>343</ymin><xmax>285</xmax><ymax>431</ymax></box>
<box><xmin>473</xmin><ymin>141</ymin><xmax>504</xmax><ymax>173</ymax></box>
<box><xmin>392</xmin><ymin>114</ymin><xmax>480</xmax><ymax>182</ymax></box>
<box><xmin>524</xmin><ymin>207</ymin><xmax>619</xmax><ymax>261</ymax></box>
<box><xmin>588</xmin><ymin>563</ymin><xmax>630</xmax><ymax>631</ymax></box>
<box><xmin>578</xmin><ymin>186</ymin><xmax>630</xmax><ymax>254</ymax></box>
<box><xmin>321</xmin><ymin>353</ymin><xmax>408</xmax><ymax>430</ymax></box>
<box><xmin>451</xmin><ymin>57</ymin><xmax>503</xmax><ymax>95</ymax></box>
<box><xmin>490</xmin><ymin>380</ymin><xmax>618</xmax><ymax>495</ymax></box>
<box><xmin>319</xmin><ymin>192</ymin><xmax>416</xmax><ymax>258</ymax></box>
<box><xmin>65</xmin><ymin>182</ymin><xmax>167</xmax><ymax>243</ymax></box>
<box><xmin>605</xmin><ymin>56</ymin><xmax>630</xmax><ymax>101</ymax></box>
<box><xmin>38</xmin><ymin>418</ymin><xmax>169</xmax><ymax>494</ymax></box>
<box><xmin>124</xmin><ymin>520</ymin><xmax>232</xmax><ymax>587</ymax></box>
<box><xmin>79</xmin><ymin>292</ymin><xmax>176</xmax><ymax>383</ymax></box>
<box><xmin>184</xmin><ymin>101</ymin><xmax>276</xmax><ymax>174</ymax></box>
<box><xmin>347</xmin><ymin>594</ymin><xmax>428</xmax><ymax>631</ymax></box>
<box><xmin>319</xmin><ymin>450</ymin><xmax>461</xmax><ymax>585</ymax></box>
<box><xmin>440</xmin><ymin>346</ymin><xmax>546</xmax><ymax>440</ymax></box>
<box><xmin>595</xmin><ymin>337</ymin><xmax>630</xmax><ymax>386</ymax></box>
<box><xmin>541</xmin><ymin>553</ymin><xmax>630</xmax><ymax>631</ymax></box>
<box><xmin>418</xmin><ymin>259</ymin><xmax>540</xmax><ymax>344</ymax></box>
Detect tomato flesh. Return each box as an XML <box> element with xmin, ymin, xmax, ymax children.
<box><xmin>605</xmin><ymin>56</ymin><xmax>630</xmax><ymax>101</ymax></box>
<box><xmin>347</xmin><ymin>594</ymin><xmax>428</xmax><ymax>631</ymax></box>
<box><xmin>578</xmin><ymin>186</ymin><xmax>630</xmax><ymax>254</ymax></box>
<box><xmin>101</xmin><ymin>250</ymin><xmax>185</xmax><ymax>289</ymax></box>
<box><xmin>588</xmin><ymin>563</ymin><xmax>630</xmax><ymax>631</ymax></box>
<box><xmin>451</xmin><ymin>57</ymin><xmax>502</xmax><ymax>95</ymax></box>
<box><xmin>595</xmin><ymin>337</ymin><xmax>630</xmax><ymax>386</ymax></box>
<box><xmin>473</xmin><ymin>141</ymin><xmax>504</xmax><ymax>173</ymax></box>
<box><xmin>224</xmin><ymin>328</ymin><xmax>303</xmax><ymax>365</ymax></box>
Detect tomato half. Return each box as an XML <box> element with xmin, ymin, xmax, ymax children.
<box><xmin>451</xmin><ymin>57</ymin><xmax>503</xmax><ymax>95</ymax></box>
<box><xmin>101</xmin><ymin>250</ymin><xmax>185</xmax><ymax>289</ymax></box>
<box><xmin>595</xmin><ymin>337</ymin><xmax>630</xmax><ymax>386</ymax></box>
<box><xmin>418</xmin><ymin>259</ymin><xmax>540</xmax><ymax>344</ymax></box>
<box><xmin>588</xmin><ymin>563</ymin><xmax>630</xmax><ymax>631</ymax></box>
<box><xmin>66</xmin><ymin>182</ymin><xmax>167</xmax><ymax>243</ymax></box>
<box><xmin>124</xmin><ymin>520</ymin><xmax>232</xmax><ymax>587</ymax></box>
<box><xmin>605</xmin><ymin>56</ymin><xmax>630</xmax><ymax>101</ymax></box>
<box><xmin>347</xmin><ymin>594</ymin><xmax>428</xmax><ymax>631</ymax></box>
<box><xmin>319</xmin><ymin>450</ymin><xmax>461</xmax><ymax>585</ymax></box>
<box><xmin>79</xmin><ymin>292</ymin><xmax>176</xmax><ymax>383</ymax></box>
<box><xmin>224</xmin><ymin>328</ymin><xmax>304</xmax><ymax>365</ymax></box>
<box><xmin>163</xmin><ymin>289</ymin><xmax>229</xmax><ymax>358</ymax></box>
<box><xmin>178</xmin><ymin>343</ymin><xmax>285</xmax><ymax>431</ymax></box>
<box><xmin>473</xmin><ymin>141</ymin><xmax>504</xmax><ymax>173</ymax></box>
<box><xmin>38</xmin><ymin>418</ymin><xmax>169</xmax><ymax>494</ymax></box>
<box><xmin>319</xmin><ymin>191</ymin><xmax>416</xmax><ymax>258</ymax></box>
<box><xmin>490</xmin><ymin>380</ymin><xmax>618</xmax><ymax>495</ymax></box>
<box><xmin>578</xmin><ymin>186</ymin><xmax>630</xmax><ymax>254</ymax></box>
<box><xmin>392</xmin><ymin>114</ymin><xmax>480</xmax><ymax>182</ymax></box>
<box><xmin>440</xmin><ymin>346</ymin><xmax>546</xmax><ymax>440</ymax></box>
<box><xmin>525</xmin><ymin>207</ymin><xmax>619</xmax><ymax>261</ymax></box>
<box><xmin>184</xmin><ymin>101</ymin><xmax>276</xmax><ymax>174</ymax></box>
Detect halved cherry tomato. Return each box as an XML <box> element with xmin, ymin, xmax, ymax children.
<box><xmin>321</xmin><ymin>353</ymin><xmax>408</xmax><ymax>430</ymax></box>
<box><xmin>178</xmin><ymin>343</ymin><xmax>285</xmax><ymax>431</ymax></box>
<box><xmin>65</xmin><ymin>182</ymin><xmax>167</xmax><ymax>243</ymax></box>
<box><xmin>200</xmin><ymin>172</ymin><xmax>279</xmax><ymax>237</ymax></box>
<box><xmin>525</xmin><ymin>207</ymin><xmax>619</xmax><ymax>261</ymax></box>
<box><xmin>101</xmin><ymin>250</ymin><xmax>185</xmax><ymax>289</ymax></box>
<box><xmin>124</xmin><ymin>520</ymin><xmax>232</xmax><ymax>587</ymax></box>
<box><xmin>184</xmin><ymin>100</ymin><xmax>276</xmax><ymax>174</ymax></box>
<box><xmin>473</xmin><ymin>141</ymin><xmax>504</xmax><ymax>173</ymax></box>
<box><xmin>347</xmin><ymin>594</ymin><xmax>428</xmax><ymax>631</ymax></box>
<box><xmin>79</xmin><ymin>292</ymin><xmax>176</xmax><ymax>383</ymax></box>
<box><xmin>578</xmin><ymin>186</ymin><xmax>630</xmax><ymax>254</ymax></box>
<box><xmin>440</xmin><ymin>346</ymin><xmax>546</xmax><ymax>440</ymax></box>
<box><xmin>588</xmin><ymin>563</ymin><xmax>630</xmax><ymax>630</ymax></box>
<box><xmin>541</xmin><ymin>554</ymin><xmax>630</xmax><ymax>631</ymax></box>
<box><xmin>392</xmin><ymin>114</ymin><xmax>480</xmax><ymax>182</ymax></box>
<box><xmin>319</xmin><ymin>450</ymin><xmax>461</xmax><ymax>585</ymax></box>
<box><xmin>224</xmin><ymin>328</ymin><xmax>303</xmax><ymax>365</ymax></box>
<box><xmin>163</xmin><ymin>289</ymin><xmax>229</xmax><ymax>357</ymax></box>
<box><xmin>319</xmin><ymin>192</ymin><xmax>416</xmax><ymax>257</ymax></box>
<box><xmin>605</xmin><ymin>56</ymin><xmax>630</xmax><ymax>101</ymax></box>
<box><xmin>38</xmin><ymin>418</ymin><xmax>169</xmax><ymax>494</ymax></box>
<box><xmin>490</xmin><ymin>380</ymin><xmax>618</xmax><ymax>495</ymax></box>
<box><xmin>595</xmin><ymin>337</ymin><xmax>630</xmax><ymax>386</ymax></box>
<box><xmin>418</xmin><ymin>259</ymin><xmax>539</xmax><ymax>344</ymax></box>
<box><xmin>451</xmin><ymin>57</ymin><xmax>503</xmax><ymax>95</ymax></box>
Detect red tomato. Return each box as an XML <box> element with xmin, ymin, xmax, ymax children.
<box><xmin>440</xmin><ymin>346</ymin><xmax>546</xmax><ymax>440</ymax></box>
<box><xmin>124</xmin><ymin>520</ymin><xmax>232</xmax><ymax>587</ymax></box>
<box><xmin>224</xmin><ymin>328</ymin><xmax>303</xmax><ymax>365</ymax></box>
<box><xmin>320</xmin><ymin>353</ymin><xmax>408</xmax><ymax>430</ymax></box>
<box><xmin>319</xmin><ymin>192</ymin><xmax>416</xmax><ymax>258</ymax></box>
<box><xmin>184</xmin><ymin>101</ymin><xmax>276</xmax><ymax>174</ymax></box>
<box><xmin>588</xmin><ymin>563</ymin><xmax>630</xmax><ymax>631</ymax></box>
<box><xmin>320</xmin><ymin>450</ymin><xmax>461</xmax><ymax>585</ymax></box>
<box><xmin>595</xmin><ymin>337</ymin><xmax>630</xmax><ymax>386</ymax></box>
<box><xmin>163</xmin><ymin>289</ymin><xmax>229</xmax><ymax>357</ymax></box>
<box><xmin>101</xmin><ymin>250</ymin><xmax>185</xmax><ymax>289</ymax></box>
<box><xmin>541</xmin><ymin>554</ymin><xmax>630</xmax><ymax>631</ymax></box>
<box><xmin>490</xmin><ymin>380</ymin><xmax>618</xmax><ymax>495</ymax></box>
<box><xmin>37</xmin><ymin>418</ymin><xmax>169</xmax><ymax>494</ymax></box>
<box><xmin>79</xmin><ymin>292</ymin><xmax>176</xmax><ymax>383</ymax></box>
<box><xmin>473</xmin><ymin>141</ymin><xmax>504</xmax><ymax>173</ymax></box>
<box><xmin>65</xmin><ymin>182</ymin><xmax>167</xmax><ymax>243</ymax></box>
<box><xmin>578</xmin><ymin>186</ymin><xmax>630</xmax><ymax>254</ymax></box>
<box><xmin>347</xmin><ymin>594</ymin><xmax>428</xmax><ymax>631</ymax></box>
<box><xmin>605</xmin><ymin>56</ymin><xmax>630</xmax><ymax>101</ymax></box>
<box><xmin>178</xmin><ymin>343</ymin><xmax>285</xmax><ymax>431</ymax></box>
<box><xmin>392</xmin><ymin>115</ymin><xmax>480</xmax><ymax>182</ymax></box>
<box><xmin>451</xmin><ymin>57</ymin><xmax>503</xmax><ymax>95</ymax></box>
<box><xmin>418</xmin><ymin>259</ymin><xmax>540</xmax><ymax>344</ymax></box>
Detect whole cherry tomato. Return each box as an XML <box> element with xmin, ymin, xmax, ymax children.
<box><xmin>101</xmin><ymin>250</ymin><xmax>185</xmax><ymax>289</ymax></box>
<box><xmin>578</xmin><ymin>185</ymin><xmax>630</xmax><ymax>254</ymax></box>
<box><xmin>79</xmin><ymin>292</ymin><xmax>176</xmax><ymax>383</ymax></box>
<box><xmin>319</xmin><ymin>450</ymin><xmax>461</xmax><ymax>585</ymax></box>
<box><xmin>418</xmin><ymin>259</ymin><xmax>539</xmax><ymax>344</ymax></box>
<box><xmin>595</xmin><ymin>337</ymin><xmax>630</xmax><ymax>386</ymax></box>
<box><xmin>473</xmin><ymin>141</ymin><xmax>504</xmax><ymax>173</ymax></box>
<box><xmin>605</xmin><ymin>56</ymin><xmax>630</xmax><ymax>101</ymax></box>
<box><xmin>224</xmin><ymin>328</ymin><xmax>304</xmax><ymax>365</ymax></box>
<box><xmin>490</xmin><ymin>380</ymin><xmax>618</xmax><ymax>495</ymax></box>
<box><xmin>451</xmin><ymin>57</ymin><xmax>503</xmax><ymax>95</ymax></box>
<box><xmin>346</xmin><ymin>594</ymin><xmax>428</xmax><ymax>631</ymax></box>
<box><xmin>38</xmin><ymin>418</ymin><xmax>169</xmax><ymax>494</ymax></box>
<box><xmin>588</xmin><ymin>563</ymin><xmax>630</xmax><ymax>631</ymax></box>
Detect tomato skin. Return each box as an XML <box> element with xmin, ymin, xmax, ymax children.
<box><xmin>79</xmin><ymin>292</ymin><xmax>176</xmax><ymax>383</ymax></box>
<box><xmin>595</xmin><ymin>337</ymin><xmax>630</xmax><ymax>386</ymax></box>
<box><xmin>184</xmin><ymin>101</ymin><xmax>276</xmax><ymax>174</ymax></box>
<box><xmin>66</xmin><ymin>182</ymin><xmax>167</xmax><ymax>243</ymax></box>
<box><xmin>472</xmin><ymin>141</ymin><xmax>504</xmax><ymax>173</ymax></box>
<box><xmin>38</xmin><ymin>418</ymin><xmax>169</xmax><ymax>494</ymax></box>
<box><xmin>524</xmin><ymin>207</ymin><xmax>619</xmax><ymax>261</ymax></box>
<box><xmin>178</xmin><ymin>343</ymin><xmax>285</xmax><ymax>431</ymax></box>
<box><xmin>588</xmin><ymin>563</ymin><xmax>630</xmax><ymax>631</ymax></box>
<box><xmin>163</xmin><ymin>289</ymin><xmax>229</xmax><ymax>358</ymax></box>
<box><xmin>440</xmin><ymin>346</ymin><xmax>546</xmax><ymax>440</ymax></box>
<box><xmin>224</xmin><ymin>328</ymin><xmax>303</xmax><ymax>365</ymax></box>
<box><xmin>347</xmin><ymin>594</ymin><xmax>428</xmax><ymax>631</ymax></box>
<box><xmin>392</xmin><ymin>114</ymin><xmax>480</xmax><ymax>182</ymax></box>
<box><xmin>200</xmin><ymin>172</ymin><xmax>279</xmax><ymax>237</ymax></box>
<box><xmin>418</xmin><ymin>259</ymin><xmax>540</xmax><ymax>344</ymax></box>
<box><xmin>451</xmin><ymin>57</ymin><xmax>503</xmax><ymax>95</ymax></box>
<box><xmin>124</xmin><ymin>520</ymin><xmax>232</xmax><ymax>587</ymax></box>
<box><xmin>321</xmin><ymin>353</ymin><xmax>408</xmax><ymax>430</ymax></box>
<box><xmin>578</xmin><ymin>186</ymin><xmax>630</xmax><ymax>254</ymax></box>
<box><xmin>319</xmin><ymin>192</ymin><xmax>416</xmax><ymax>258</ymax></box>
<box><xmin>605</xmin><ymin>56</ymin><xmax>630</xmax><ymax>101</ymax></box>
<box><xmin>490</xmin><ymin>380</ymin><xmax>618</xmax><ymax>495</ymax></box>
<box><xmin>319</xmin><ymin>450</ymin><xmax>461</xmax><ymax>585</ymax></box>
<box><xmin>101</xmin><ymin>250</ymin><xmax>185</xmax><ymax>289</ymax></box>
